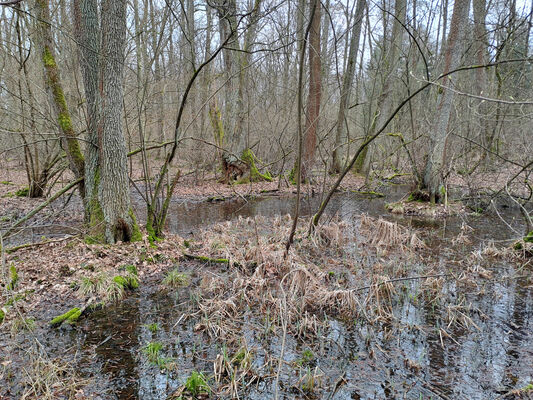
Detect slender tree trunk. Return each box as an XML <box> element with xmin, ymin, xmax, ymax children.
<box><xmin>441</xmin><ymin>0</ymin><xmax>448</xmax><ymax>55</ymax></box>
<box><xmin>423</xmin><ymin>0</ymin><xmax>471</xmax><ymax>202</ymax></box>
<box><xmin>353</xmin><ymin>0</ymin><xmax>406</xmax><ymax>173</ymax></box>
<box><xmin>331</xmin><ymin>0</ymin><xmax>365</xmax><ymax>173</ymax></box>
<box><xmin>73</xmin><ymin>0</ymin><xmax>100</xmax><ymax>221</ymax></box>
<box><xmin>300</xmin><ymin>0</ymin><xmax>322</xmax><ymax>181</ymax></box>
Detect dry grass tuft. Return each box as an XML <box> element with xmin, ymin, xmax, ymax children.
<box><xmin>19</xmin><ymin>348</ymin><xmax>90</xmax><ymax>399</ymax></box>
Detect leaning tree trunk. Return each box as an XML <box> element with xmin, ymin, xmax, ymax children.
<box><xmin>423</xmin><ymin>0</ymin><xmax>471</xmax><ymax>203</ymax></box>
<box><xmin>35</xmin><ymin>0</ymin><xmax>85</xmax><ymax>198</ymax></box>
<box><xmin>300</xmin><ymin>0</ymin><xmax>322</xmax><ymax>182</ymax></box>
<box><xmin>99</xmin><ymin>0</ymin><xmax>138</xmax><ymax>243</ymax></box>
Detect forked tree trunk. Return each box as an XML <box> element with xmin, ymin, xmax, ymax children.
<box><xmin>423</xmin><ymin>0</ymin><xmax>471</xmax><ymax>202</ymax></box>
<box><xmin>73</xmin><ymin>0</ymin><xmax>139</xmax><ymax>243</ymax></box>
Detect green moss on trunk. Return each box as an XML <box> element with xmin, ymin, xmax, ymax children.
<box><xmin>128</xmin><ymin>209</ymin><xmax>143</xmax><ymax>242</ymax></box>
<box><xmin>241</xmin><ymin>149</ymin><xmax>272</xmax><ymax>182</ymax></box>
<box><xmin>50</xmin><ymin>307</ymin><xmax>81</xmax><ymax>327</ymax></box>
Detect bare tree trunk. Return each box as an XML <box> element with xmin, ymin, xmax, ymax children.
<box><xmin>472</xmin><ymin>0</ymin><xmax>491</xmax><ymax>164</ymax></box>
<box><xmin>73</xmin><ymin>0</ymin><xmax>100</xmax><ymax>220</ymax></box>
<box><xmin>331</xmin><ymin>0</ymin><xmax>365</xmax><ymax>173</ymax></box>
<box><xmin>423</xmin><ymin>0</ymin><xmax>471</xmax><ymax>202</ymax></box>
<box><xmin>441</xmin><ymin>0</ymin><xmax>448</xmax><ymax>55</ymax></box>
<box><xmin>300</xmin><ymin>0</ymin><xmax>322</xmax><ymax>181</ymax></box>
<box><xmin>234</xmin><ymin>0</ymin><xmax>262</xmax><ymax>154</ymax></box>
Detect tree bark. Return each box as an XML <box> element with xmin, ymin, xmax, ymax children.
<box><xmin>353</xmin><ymin>0</ymin><xmax>406</xmax><ymax>173</ymax></box>
<box><xmin>35</xmin><ymin>0</ymin><xmax>85</xmax><ymax>197</ymax></box>
<box><xmin>73</xmin><ymin>0</ymin><xmax>100</xmax><ymax>220</ymax></box>
<box><xmin>331</xmin><ymin>0</ymin><xmax>365</xmax><ymax>173</ymax></box>
<box><xmin>300</xmin><ymin>0</ymin><xmax>322</xmax><ymax>181</ymax></box>
<box><xmin>99</xmin><ymin>0</ymin><xmax>136</xmax><ymax>243</ymax></box>
<box><xmin>423</xmin><ymin>0</ymin><xmax>471</xmax><ymax>202</ymax></box>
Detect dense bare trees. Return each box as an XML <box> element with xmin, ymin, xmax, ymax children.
<box><xmin>0</xmin><ymin>0</ymin><xmax>531</xmax><ymax>237</ymax></box>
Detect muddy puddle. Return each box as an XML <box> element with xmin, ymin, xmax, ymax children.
<box><xmin>11</xmin><ymin>188</ymin><xmax>533</xmax><ymax>399</ymax></box>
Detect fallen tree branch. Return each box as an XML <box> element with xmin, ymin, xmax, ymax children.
<box><xmin>2</xmin><ymin>177</ymin><xmax>83</xmax><ymax>239</ymax></box>
<box><xmin>354</xmin><ymin>273</ymin><xmax>450</xmax><ymax>292</ymax></box>
<box><xmin>183</xmin><ymin>253</ymin><xmax>229</xmax><ymax>264</ymax></box>
<box><xmin>4</xmin><ymin>235</ymin><xmax>78</xmax><ymax>254</ymax></box>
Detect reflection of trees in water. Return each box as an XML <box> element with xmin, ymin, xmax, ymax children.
<box><xmin>83</xmin><ymin>298</ymin><xmax>141</xmax><ymax>399</ymax></box>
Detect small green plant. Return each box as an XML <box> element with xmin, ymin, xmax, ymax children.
<box><xmin>15</xmin><ymin>187</ymin><xmax>29</xmax><ymax>197</ymax></box>
<box><xmin>162</xmin><ymin>268</ymin><xmax>189</xmax><ymax>288</ymax></box>
<box><xmin>301</xmin><ymin>366</ymin><xmax>317</xmax><ymax>393</ymax></box>
<box><xmin>142</xmin><ymin>342</ymin><xmax>175</xmax><ymax>369</ymax></box>
<box><xmin>79</xmin><ymin>274</ymin><xmax>107</xmax><ymax>297</ymax></box>
<box><xmin>520</xmin><ymin>383</ymin><xmax>533</xmax><ymax>392</ymax></box>
<box><xmin>144</xmin><ymin>323</ymin><xmax>159</xmax><ymax>333</ymax></box>
<box><xmin>297</xmin><ymin>349</ymin><xmax>314</xmax><ymax>366</ymax></box>
<box><xmin>185</xmin><ymin>371</ymin><xmax>210</xmax><ymax>396</ymax></box>
<box><xmin>231</xmin><ymin>345</ymin><xmax>252</xmax><ymax>369</ymax></box>
<box><xmin>143</xmin><ymin>342</ymin><xmax>163</xmax><ymax>364</ymax></box>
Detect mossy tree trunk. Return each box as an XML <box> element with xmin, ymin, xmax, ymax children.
<box><xmin>35</xmin><ymin>0</ymin><xmax>85</xmax><ymax>199</ymax></box>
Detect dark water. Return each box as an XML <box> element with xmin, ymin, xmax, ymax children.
<box><xmin>40</xmin><ymin>189</ymin><xmax>533</xmax><ymax>399</ymax></box>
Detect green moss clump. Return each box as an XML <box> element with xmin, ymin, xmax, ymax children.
<box><xmin>58</xmin><ymin>112</ymin><xmax>73</xmax><ymax>132</ymax></box>
<box><xmin>145</xmin><ymin>218</ymin><xmax>163</xmax><ymax>247</ymax></box>
<box><xmin>241</xmin><ymin>149</ymin><xmax>272</xmax><ymax>182</ymax></box>
<box><xmin>124</xmin><ymin>264</ymin><xmax>138</xmax><ymax>276</ymax></box>
<box><xmin>43</xmin><ymin>46</ymin><xmax>56</xmax><ymax>68</ymax></box>
<box><xmin>113</xmin><ymin>274</ymin><xmax>138</xmax><ymax>290</ymax></box>
<box><xmin>6</xmin><ymin>265</ymin><xmax>18</xmax><ymax>290</ymax></box>
<box><xmin>15</xmin><ymin>187</ymin><xmax>29</xmax><ymax>197</ymax></box>
<box><xmin>50</xmin><ymin>307</ymin><xmax>81</xmax><ymax>327</ymax></box>
<box><xmin>0</xmin><ymin>309</ymin><xmax>5</xmax><ymax>323</ymax></box>
<box><xmin>524</xmin><ymin>231</ymin><xmax>533</xmax><ymax>243</ymax></box>
<box><xmin>128</xmin><ymin>209</ymin><xmax>142</xmax><ymax>242</ymax></box>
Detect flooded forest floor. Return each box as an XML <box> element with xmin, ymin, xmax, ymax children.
<box><xmin>1</xmin><ymin>170</ymin><xmax>533</xmax><ymax>399</ymax></box>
